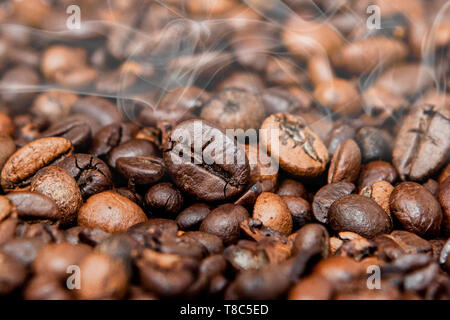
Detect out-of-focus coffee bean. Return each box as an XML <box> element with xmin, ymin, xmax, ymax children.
<box><xmin>90</xmin><ymin>123</ymin><xmax>134</xmax><ymax>159</ymax></box>
<box><xmin>438</xmin><ymin>177</ymin><xmax>450</xmax><ymax>236</ymax></box>
<box><xmin>288</xmin><ymin>275</ymin><xmax>333</xmax><ymax>300</ymax></box>
<box><xmin>327</xmin><ymin>125</ymin><xmax>356</xmax><ymax>157</ymax></box>
<box><xmin>23</xmin><ymin>275</ymin><xmax>72</xmax><ymax>300</ymax></box>
<box><xmin>0</xmin><ymin>195</ymin><xmax>16</xmax><ymax>222</ymax></box>
<box><xmin>40</xmin><ymin>118</ymin><xmax>91</xmax><ymax>151</ymax></box>
<box><xmin>6</xmin><ymin>192</ymin><xmax>58</xmax><ymax>221</ymax></box>
<box><xmin>216</xmin><ymin>72</ymin><xmax>265</xmax><ymax>93</ymax></box>
<box><xmin>355</xmin><ymin>127</ymin><xmax>392</xmax><ymax>163</ymax></box>
<box><xmin>314</xmin><ymin>78</ymin><xmax>362</xmax><ymax>116</ymax></box>
<box><xmin>0</xmin><ymin>113</ymin><xmax>14</xmax><ymax>136</ymax></box>
<box><xmin>423</xmin><ymin>179</ymin><xmax>440</xmax><ymax>196</ymax></box>
<box><xmin>0</xmin><ymin>251</ymin><xmax>27</xmax><ymax>295</ymax></box>
<box><xmin>293</xmin><ymin>224</ymin><xmax>329</xmax><ymax>258</ymax></box>
<box><xmin>312</xmin><ymin>256</ymin><xmax>363</xmax><ymax>284</ymax></box>
<box><xmin>308</xmin><ymin>54</ymin><xmax>334</xmax><ymax>87</ymax></box>
<box><xmin>71</xmin><ymin>96</ymin><xmax>122</xmax><ymax>128</ymax></box>
<box><xmin>31</xmin><ymin>91</ymin><xmax>78</xmax><ymax>124</ymax></box>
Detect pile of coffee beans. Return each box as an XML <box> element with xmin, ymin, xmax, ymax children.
<box><xmin>0</xmin><ymin>0</ymin><xmax>449</xmax><ymax>300</ymax></box>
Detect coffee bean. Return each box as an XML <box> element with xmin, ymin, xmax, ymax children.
<box><xmin>78</xmin><ymin>191</ymin><xmax>148</xmax><ymax>233</ymax></box>
<box><xmin>145</xmin><ymin>182</ymin><xmax>184</xmax><ymax>216</ymax></box>
<box><xmin>360</xmin><ymin>181</ymin><xmax>394</xmax><ymax>215</ymax></box>
<box><xmin>253</xmin><ymin>192</ymin><xmax>293</xmax><ymax>236</ymax></box>
<box><xmin>281</xmin><ymin>196</ymin><xmax>312</xmax><ymax>230</ymax></box>
<box><xmin>288</xmin><ymin>275</ymin><xmax>333</xmax><ymax>300</ymax></box>
<box><xmin>393</xmin><ymin>104</ymin><xmax>450</xmax><ymax>181</ymax></box>
<box><xmin>312</xmin><ymin>256</ymin><xmax>362</xmax><ymax>284</ymax></box>
<box><xmin>90</xmin><ymin>123</ymin><xmax>134</xmax><ymax>158</ymax></box>
<box><xmin>358</xmin><ymin>160</ymin><xmax>398</xmax><ymax>191</ymax></box>
<box><xmin>327</xmin><ymin>125</ymin><xmax>356</xmax><ymax>157</ymax></box>
<box><xmin>0</xmin><ymin>237</ymin><xmax>45</xmax><ymax>266</ymax></box>
<box><xmin>163</xmin><ymin>119</ymin><xmax>250</xmax><ymax>202</ymax></box>
<box><xmin>312</xmin><ymin>182</ymin><xmax>355</xmax><ymax>223</ymax></box>
<box><xmin>176</xmin><ymin>203</ymin><xmax>212</xmax><ymax>231</ymax></box>
<box><xmin>308</xmin><ymin>55</ymin><xmax>334</xmax><ymax>87</ymax></box>
<box><xmin>329</xmin><ymin>194</ymin><xmax>393</xmax><ymax>238</ymax></box>
<box><xmin>355</xmin><ymin>127</ymin><xmax>392</xmax><ymax>163</ymax></box>
<box><xmin>293</xmin><ymin>224</ymin><xmax>329</xmax><ymax>257</ymax></box>
<box><xmin>314</xmin><ymin>78</ymin><xmax>362</xmax><ymax>116</ymax></box>
<box><xmin>31</xmin><ymin>91</ymin><xmax>78</xmax><ymax>124</ymax></box>
<box><xmin>440</xmin><ymin>239</ymin><xmax>450</xmax><ymax>272</ymax></box>
<box><xmin>200</xmin><ymin>204</ymin><xmax>249</xmax><ymax>245</ymax></box>
<box><xmin>108</xmin><ymin>139</ymin><xmax>159</xmax><ymax>168</ymax></box>
<box><xmin>438</xmin><ymin>177</ymin><xmax>450</xmax><ymax>236</ymax></box>
<box><xmin>328</xmin><ymin>139</ymin><xmax>361</xmax><ymax>183</ymax></box>
<box><xmin>0</xmin><ymin>113</ymin><xmax>14</xmax><ymax>136</ymax></box>
<box><xmin>276</xmin><ymin>179</ymin><xmax>307</xmax><ymax>199</ymax></box>
<box><xmin>260</xmin><ymin>113</ymin><xmax>329</xmax><ymax>178</ymax></box>
<box><xmin>0</xmin><ymin>251</ymin><xmax>27</xmax><ymax>295</ymax></box>
<box><xmin>200</xmin><ymin>88</ymin><xmax>265</xmax><ymax>131</ymax></box>
<box><xmin>71</xmin><ymin>96</ymin><xmax>122</xmax><ymax>128</ymax></box>
<box><xmin>181</xmin><ymin>231</ymin><xmax>224</xmax><ymax>255</ymax></box>
<box><xmin>30</xmin><ymin>166</ymin><xmax>82</xmax><ymax>226</ymax></box>
<box><xmin>116</xmin><ymin>156</ymin><xmax>165</xmax><ymax>186</ymax></box>
<box><xmin>261</xmin><ymin>87</ymin><xmax>305</xmax><ymax>115</ymax></box>
<box><xmin>438</xmin><ymin>164</ymin><xmax>450</xmax><ymax>184</ymax></box>
<box><xmin>423</xmin><ymin>179</ymin><xmax>440</xmax><ymax>196</ymax></box>
<box><xmin>390</xmin><ymin>182</ymin><xmax>442</xmax><ymax>238</ymax></box>
<box><xmin>57</xmin><ymin>154</ymin><xmax>113</xmax><ymax>200</ymax></box>
<box><xmin>113</xmin><ymin>188</ymin><xmax>144</xmax><ymax>207</ymax></box>
<box><xmin>244</xmin><ymin>142</ymin><xmax>278</xmax><ymax>185</ymax></box>
<box><xmin>374</xmin><ymin>230</ymin><xmax>432</xmax><ymax>260</ymax></box>
<box><xmin>40</xmin><ymin>118</ymin><xmax>91</xmax><ymax>151</ymax></box>
<box><xmin>6</xmin><ymin>192</ymin><xmax>58</xmax><ymax>221</ymax></box>
<box><xmin>1</xmin><ymin>137</ymin><xmax>73</xmax><ymax>192</ymax></box>
<box><xmin>0</xmin><ymin>135</ymin><xmax>16</xmax><ymax>172</ymax></box>
<box><xmin>0</xmin><ymin>196</ymin><xmax>16</xmax><ymax>223</ymax></box>
<box><xmin>23</xmin><ymin>275</ymin><xmax>72</xmax><ymax>300</ymax></box>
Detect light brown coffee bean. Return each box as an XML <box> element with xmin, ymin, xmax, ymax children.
<box><xmin>253</xmin><ymin>192</ymin><xmax>292</xmax><ymax>236</ymax></box>
<box><xmin>360</xmin><ymin>181</ymin><xmax>394</xmax><ymax>215</ymax></box>
<box><xmin>314</xmin><ymin>78</ymin><xmax>362</xmax><ymax>116</ymax></box>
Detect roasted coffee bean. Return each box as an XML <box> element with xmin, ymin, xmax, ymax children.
<box><xmin>293</xmin><ymin>224</ymin><xmax>329</xmax><ymax>258</ymax></box>
<box><xmin>314</xmin><ymin>78</ymin><xmax>362</xmax><ymax>116</ymax></box>
<box><xmin>260</xmin><ymin>113</ymin><xmax>329</xmax><ymax>178</ymax></box>
<box><xmin>176</xmin><ymin>203</ymin><xmax>212</xmax><ymax>231</ymax></box>
<box><xmin>90</xmin><ymin>123</ymin><xmax>134</xmax><ymax>159</ymax></box>
<box><xmin>0</xmin><ymin>251</ymin><xmax>27</xmax><ymax>295</ymax></box>
<box><xmin>234</xmin><ymin>180</ymin><xmax>275</xmax><ymax>208</ymax></box>
<box><xmin>390</xmin><ymin>182</ymin><xmax>443</xmax><ymax>238</ymax></box>
<box><xmin>40</xmin><ymin>119</ymin><xmax>91</xmax><ymax>151</ymax></box>
<box><xmin>276</xmin><ymin>179</ymin><xmax>307</xmax><ymax>199</ymax></box>
<box><xmin>181</xmin><ymin>231</ymin><xmax>224</xmax><ymax>255</ymax></box>
<box><xmin>145</xmin><ymin>182</ymin><xmax>184</xmax><ymax>216</ymax></box>
<box><xmin>440</xmin><ymin>239</ymin><xmax>450</xmax><ymax>272</ymax></box>
<box><xmin>265</xmin><ymin>56</ymin><xmax>307</xmax><ymax>87</ymax></box>
<box><xmin>374</xmin><ymin>230</ymin><xmax>432</xmax><ymax>260</ymax></box>
<box><xmin>108</xmin><ymin>139</ymin><xmax>159</xmax><ymax>168</ymax></box>
<box><xmin>0</xmin><ymin>195</ymin><xmax>16</xmax><ymax>223</ymax></box>
<box><xmin>57</xmin><ymin>154</ymin><xmax>113</xmax><ymax>200</ymax></box>
<box><xmin>281</xmin><ymin>196</ymin><xmax>312</xmax><ymax>230</ymax></box>
<box><xmin>71</xmin><ymin>96</ymin><xmax>122</xmax><ymax>129</ymax></box>
<box><xmin>77</xmin><ymin>252</ymin><xmax>129</xmax><ymax>300</ymax></box>
<box><xmin>116</xmin><ymin>156</ymin><xmax>165</xmax><ymax>186</ymax></box>
<box><xmin>78</xmin><ymin>191</ymin><xmax>147</xmax><ymax>233</ymax></box>
<box><xmin>200</xmin><ymin>88</ymin><xmax>265</xmax><ymax>131</ymax></box>
<box><xmin>224</xmin><ymin>241</ymin><xmax>269</xmax><ymax>271</ymax></box>
<box><xmin>244</xmin><ymin>142</ymin><xmax>278</xmax><ymax>185</ymax></box>
<box><xmin>393</xmin><ymin>104</ymin><xmax>450</xmax><ymax>181</ymax></box>
<box><xmin>30</xmin><ymin>166</ymin><xmax>82</xmax><ymax>226</ymax></box>
<box><xmin>329</xmin><ymin>194</ymin><xmax>393</xmax><ymax>238</ymax></box>
<box><xmin>328</xmin><ymin>139</ymin><xmax>361</xmax><ymax>183</ymax></box>
<box><xmin>423</xmin><ymin>179</ymin><xmax>440</xmax><ymax>196</ymax></box>
<box><xmin>163</xmin><ymin>119</ymin><xmax>250</xmax><ymax>202</ymax></box>
<box><xmin>200</xmin><ymin>204</ymin><xmax>249</xmax><ymax>245</ymax></box>
<box><xmin>261</xmin><ymin>87</ymin><xmax>306</xmax><ymax>115</ymax></box>
<box><xmin>31</xmin><ymin>91</ymin><xmax>78</xmax><ymax>124</ymax></box>
<box><xmin>217</xmin><ymin>71</ymin><xmax>265</xmax><ymax>93</ymax></box>
<box><xmin>0</xmin><ymin>113</ymin><xmax>14</xmax><ymax>136</ymax></box>
<box><xmin>127</xmin><ymin>218</ymin><xmax>179</xmax><ymax>244</ymax></box>
<box><xmin>113</xmin><ymin>188</ymin><xmax>144</xmax><ymax>207</ymax></box>
<box><xmin>327</xmin><ymin>125</ymin><xmax>356</xmax><ymax>157</ymax></box>
<box><xmin>0</xmin><ymin>135</ymin><xmax>16</xmax><ymax>172</ymax></box>
<box><xmin>6</xmin><ymin>192</ymin><xmax>58</xmax><ymax>221</ymax></box>
<box><xmin>358</xmin><ymin>161</ymin><xmax>398</xmax><ymax>191</ymax></box>
<box><xmin>23</xmin><ymin>275</ymin><xmax>72</xmax><ymax>300</ymax></box>
<box><xmin>438</xmin><ymin>177</ymin><xmax>450</xmax><ymax>236</ymax></box>
<box><xmin>312</xmin><ymin>182</ymin><xmax>355</xmax><ymax>223</ymax></box>
<box><xmin>253</xmin><ymin>192</ymin><xmax>293</xmax><ymax>236</ymax></box>
<box><xmin>308</xmin><ymin>54</ymin><xmax>334</xmax><ymax>87</ymax></box>
<box><xmin>312</xmin><ymin>256</ymin><xmax>363</xmax><ymax>284</ymax></box>
<box><xmin>288</xmin><ymin>275</ymin><xmax>333</xmax><ymax>300</ymax></box>
<box><xmin>1</xmin><ymin>137</ymin><xmax>73</xmax><ymax>192</ymax></box>
<box><xmin>32</xmin><ymin>243</ymin><xmax>92</xmax><ymax>280</ymax></box>
<box><xmin>360</xmin><ymin>181</ymin><xmax>394</xmax><ymax>215</ymax></box>
<box><xmin>438</xmin><ymin>164</ymin><xmax>450</xmax><ymax>184</ymax></box>
<box><xmin>0</xmin><ymin>237</ymin><xmax>45</xmax><ymax>266</ymax></box>
<box><xmin>355</xmin><ymin>127</ymin><xmax>392</xmax><ymax>163</ymax></box>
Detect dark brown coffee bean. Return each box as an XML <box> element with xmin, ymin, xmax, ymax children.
<box><xmin>293</xmin><ymin>224</ymin><xmax>329</xmax><ymax>258</ymax></box>
<box><xmin>327</xmin><ymin>125</ymin><xmax>356</xmax><ymax>157</ymax></box>
<box><xmin>358</xmin><ymin>161</ymin><xmax>398</xmax><ymax>191</ymax></box>
<box><xmin>260</xmin><ymin>113</ymin><xmax>329</xmax><ymax>177</ymax></box>
<box><xmin>359</xmin><ymin>181</ymin><xmax>394</xmax><ymax>215</ymax></box>
<box><xmin>224</xmin><ymin>241</ymin><xmax>270</xmax><ymax>271</ymax></box>
<box><xmin>113</xmin><ymin>188</ymin><xmax>144</xmax><ymax>207</ymax></box>
<box><xmin>328</xmin><ymin>139</ymin><xmax>361</xmax><ymax>183</ymax></box>
<box><xmin>0</xmin><ymin>237</ymin><xmax>45</xmax><ymax>266</ymax></box>
<box><xmin>78</xmin><ymin>191</ymin><xmax>147</xmax><ymax>233</ymax></box>
<box><xmin>90</xmin><ymin>123</ymin><xmax>134</xmax><ymax>158</ymax></box>
<box><xmin>288</xmin><ymin>275</ymin><xmax>333</xmax><ymax>300</ymax></box>
<box><xmin>30</xmin><ymin>166</ymin><xmax>82</xmax><ymax>226</ymax></box>
<box><xmin>145</xmin><ymin>182</ymin><xmax>184</xmax><ymax>216</ymax></box>
<box><xmin>276</xmin><ymin>179</ymin><xmax>307</xmax><ymax>199</ymax></box>
<box><xmin>200</xmin><ymin>204</ymin><xmax>249</xmax><ymax>245</ymax></box>
<box><xmin>312</xmin><ymin>182</ymin><xmax>355</xmax><ymax>223</ymax></box>
<box><xmin>33</xmin><ymin>243</ymin><xmax>92</xmax><ymax>280</ymax></box>
<box><xmin>374</xmin><ymin>230</ymin><xmax>432</xmax><ymax>260</ymax></box>
<box><xmin>438</xmin><ymin>177</ymin><xmax>450</xmax><ymax>236</ymax></box>
<box><xmin>57</xmin><ymin>154</ymin><xmax>113</xmax><ymax>200</ymax></box>
<box><xmin>438</xmin><ymin>164</ymin><xmax>450</xmax><ymax>185</ymax></box>
<box><xmin>423</xmin><ymin>179</ymin><xmax>440</xmax><ymax>196</ymax></box>
<box><xmin>0</xmin><ymin>135</ymin><xmax>16</xmax><ymax>172</ymax></box>
<box><xmin>163</xmin><ymin>119</ymin><xmax>250</xmax><ymax>202</ymax></box>
<box><xmin>439</xmin><ymin>239</ymin><xmax>450</xmax><ymax>272</ymax></box>
<box><xmin>40</xmin><ymin>118</ymin><xmax>91</xmax><ymax>151</ymax></box>
<box><xmin>176</xmin><ymin>203</ymin><xmax>212</xmax><ymax>231</ymax></box>
<box><xmin>0</xmin><ymin>251</ymin><xmax>27</xmax><ymax>295</ymax></box>
<box><xmin>329</xmin><ymin>194</ymin><xmax>393</xmax><ymax>238</ymax></box>
<box><xmin>71</xmin><ymin>96</ymin><xmax>122</xmax><ymax>128</ymax></box>
<box><xmin>200</xmin><ymin>88</ymin><xmax>265</xmax><ymax>131</ymax></box>
<box><xmin>355</xmin><ymin>127</ymin><xmax>392</xmax><ymax>163</ymax></box>
<box><xmin>127</xmin><ymin>218</ymin><xmax>179</xmax><ymax>244</ymax></box>
<box><xmin>1</xmin><ymin>137</ymin><xmax>73</xmax><ymax>192</ymax></box>
<box><xmin>77</xmin><ymin>252</ymin><xmax>129</xmax><ymax>299</ymax></box>
<box><xmin>116</xmin><ymin>156</ymin><xmax>165</xmax><ymax>186</ymax></box>
<box><xmin>181</xmin><ymin>231</ymin><xmax>224</xmax><ymax>255</ymax></box>
<box><xmin>390</xmin><ymin>182</ymin><xmax>443</xmax><ymax>238</ymax></box>
<box><xmin>108</xmin><ymin>139</ymin><xmax>158</xmax><ymax>168</ymax></box>
<box><xmin>281</xmin><ymin>196</ymin><xmax>312</xmax><ymax>230</ymax></box>
<box><xmin>234</xmin><ymin>180</ymin><xmax>275</xmax><ymax>208</ymax></box>
<box><xmin>253</xmin><ymin>192</ymin><xmax>293</xmax><ymax>236</ymax></box>
<box><xmin>6</xmin><ymin>192</ymin><xmax>58</xmax><ymax>221</ymax></box>
<box><xmin>23</xmin><ymin>275</ymin><xmax>72</xmax><ymax>300</ymax></box>
<box><xmin>393</xmin><ymin>104</ymin><xmax>450</xmax><ymax>181</ymax></box>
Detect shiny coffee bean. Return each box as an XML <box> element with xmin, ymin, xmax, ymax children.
<box><xmin>329</xmin><ymin>194</ymin><xmax>393</xmax><ymax>238</ymax></box>
<box><xmin>163</xmin><ymin>119</ymin><xmax>250</xmax><ymax>202</ymax></box>
<box><xmin>1</xmin><ymin>137</ymin><xmax>73</xmax><ymax>192</ymax></box>
<box><xmin>176</xmin><ymin>203</ymin><xmax>212</xmax><ymax>231</ymax></box>
<box><xmin>78</xmin><ymin>191</ymin><xmax>148</xmax><ymax>233</ymax></box>
<box><xmin>6</xmin><ymin>192</ymin><xmax>59</xmax><ymax>221</ymax></box>
<box><xmin>90</xmin><ymin>123</ymin><xmax>134</xmax><ymax>158</ymax></box>
<box><xmin>438</xmin><ymin>178</ymin><xmax>450</xmax><ymax>236</ymax></box>
<box><xmin>57</xmin><ymin>154</ymin><xmax>113</xmax><ymax>200</ymax></box>
<box><xmin>281</xmin><ymin>196</ymin><xmax>312</xmax><ymax>230</ymax></box>
<box><xmin>253</xmin><ymin>192</ymin><xmax>293</xmax><ymax>236</ymax></box>
<box><xmin>358</xmin><ymin>161</ymin><xmax>398</xmax><ymax>191</ymax></box>
<box><xmin>328</xmin><ymin>139</ymin><xmax>361</xmax><ymax>183</ymax></box>
<box><xmin>327</xmin><ymin>125</ymin><xmax>356</xmax><ymax>158</ymax></box>
<box><xmin>40</xmin><ymin>118</ymin><xmax>91</xmax><ymax>151</ymax></box>
<box><xmin>393</xmin><ymin>104</ymin><xmax>450</xmax><ymax>181</ymax></box>
<box><xmin>116</xmin><ymin>156</ymin><xmax>165</xmax><ymax>186</ymax></box>
<box><xmin>145</xmin><ymin>182</ymin><xmax>184</xmax><ymax>216</ymax></box>
<box><xmin>390</xmin><ymin>182</ymin><xmax>443</xmax><ymax>238</ymax></box>
<box><xmin>355</xmin><ymin>127</ymin><xmax>392</xmax><ymax>163</ymax></box>
<box><xmin>293</xmin><ymin>224</ymin><xmax>329</xmax><ymax>258</ymax></box>
<box><xmin>260</xmin><ymin>113</ymin><xmax>329</xmax><ymax>178</ymax></box>
<box><xmin>276</xmin><ymin>179</ymin><xmax>307</xmax><ymax>199</ymax></box>
<box><xmin>108</xmin><ymin>139</ymin><xmax>159</xmax><ymax>168</ymax></box>
<box><xmin>312</xmin><ymin>182</ymin><xmax>355</xmax><ymax>223</ymax></box>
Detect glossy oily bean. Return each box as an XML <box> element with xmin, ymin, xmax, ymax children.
<box><xmin>116</xmin><ymin>156</ymin><xmax>165</xmax><ymax>186</ymax></box>
<box><xmin>1</xmin><ymin>137</ymin><xmax>73</xmax><ymax>192</ymax></box>
<box><xmin>40</xmin><ymin>119</ymin><xmax>91</xmax><ymax>151</ymax></box>
<box><xmin>176</xmin><ymin>203</ymin><xmax>212</xmax><ymax>231</ymax></box>
<box><xmin>163</xmin><ymin>119</ymin><xmax>250</xmax><ymax>202</ymax></box>
<box><xmin>358</xmin><ymin>161</ymin><xmax>398</xmax><ymax>191</ymax></box>
<box><xmin>6</xmin><ymin>192</ymin><xmax>59</xmax><ymax>221</ymax></box>
<box><xmin>90</xmin><ymin>123</ymin><xmax>134</xmax><ymax>158</ymax></box>
<box><xmin>281</xmin><ymin>196</ymin><xmax>312</xmax><ymax>230</ymax></box>
<box><xmin>328</xmin><ymin>139</ymin><xmax>361</xmax><ymax>183</ymax></box>
<box><xmin>312</xmin><ymin>182</ymin><xmax>355</xmax><ymax>223</ymax></box>
<box><xmin>108</xmin><ymin>139</ymin><xmax>158</xmax><ymax>168</ymax></box>
<box><xmin>329</xmin><ymin>194</ymin><xmax>393</xmax><ymax>238</ymax></box>
<box><xmin>78</xmin><ymin>191</ymin><xmax>147</xmax><ymax>233</ymax></box>
<box><xmin>390</xmin><ymin>182</ymin><xmax>443</xmax><ymax>238</ymax></box>
<box><xmin>260</xmin><ymin>113</ymin><xmax>329</xmax><ymax>178</ymax></box>
<box><xmin>145</xmin><ymin>182</ymin><xmax>184</xmax><ymax>216</ymax></box>
<box><xmin>276</xmin><ymin>179</ymin><xmax>307</xmax><ymax>199</ymax></box>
